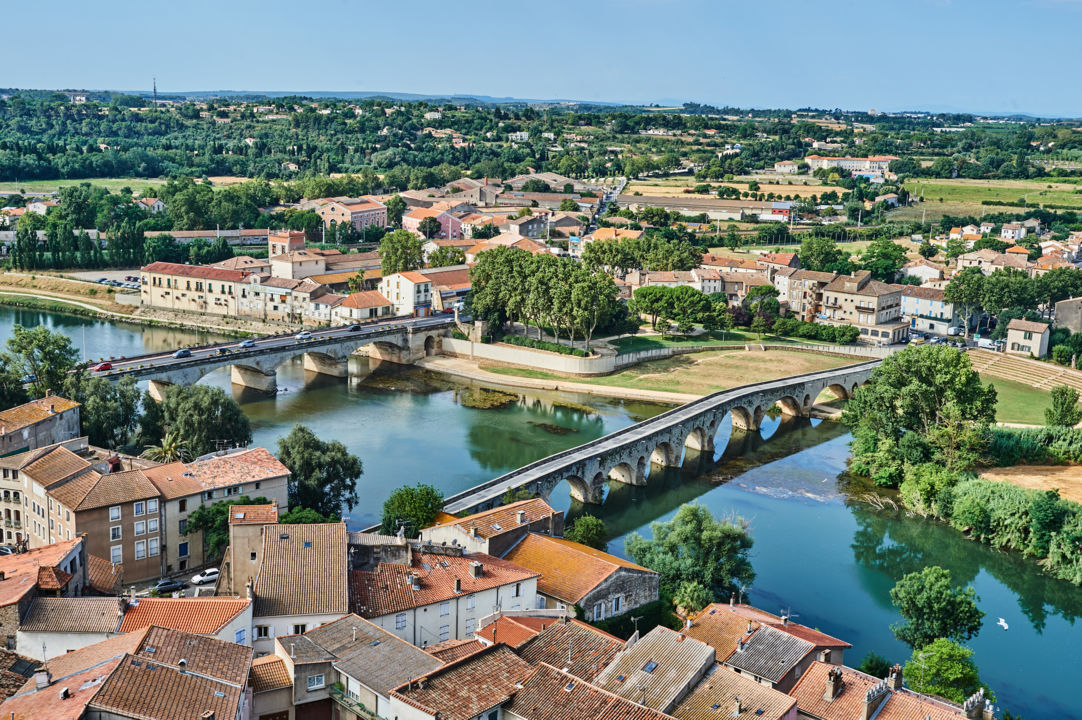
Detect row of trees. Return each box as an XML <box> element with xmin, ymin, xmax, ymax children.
<box><xmin>469</xmin><ymin>246</ymin><xmax>624</xmax><ymax>350</ymax></box>
<box><xmin>944</xmin><ymin>266</ymin><xmax>1082</xmax><ymax>337</ymax></box>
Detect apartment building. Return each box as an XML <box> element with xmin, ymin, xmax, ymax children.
<box><xmin>268</xmin><ymin>229</ymin><xmax>307</xmax><ymax>256</ymax></box>
<box><xmin>803</xmin><ymin>155</ymin><xmax>898</xmax><ymax>173</ymax></box>
<box><xmin>402</xmin><ymin>207</ymin><xmax>462</xmax><ymax>239</ymax></box>
<box><xmin>139</xmin><ymin>262</ymin><xmax>249</xmax><ymax>317</ymax></box>
<box><xmin>0</xmin><ymin>395</ymin><xmax>81</xmax><ymax>458</ymax></box>
<box><xmin>316</xmin><ymin>198</ymin><xmax>387</xmax><ymax>231</ymax></box>
<box><xmin>379</xmin><ymin>271</ymin><xmax>433</xmax><ymax>317</ymax></box>
<box><xmin>820</xmin><ymin>271</ymin><xmax>909</xmax><ymax>345</ymax></box>
<box><xmin>783</xmin><ymin>269</ymin><xmax>837</xmax><ymax>321</ymax></box>
<box><xmin>0</xmin><ymin>537</ymin><xmax>87</xmax><ymax>651</ymax></box>
<box><xmin>899</xmin><ymin>285</ymin><xmax>961</xmax><ymax>335</ymax></box>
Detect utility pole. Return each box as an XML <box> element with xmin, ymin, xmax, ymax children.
<box><xmin>153</xmin><ymin>77</ymin><xmax>157</xmax><ymax>105</ymax></box>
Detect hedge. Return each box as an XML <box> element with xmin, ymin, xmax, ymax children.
<box><xmin>500</xmin><ymin>334</ymin><xmax>590</xmax><ymax>357</ymax></box>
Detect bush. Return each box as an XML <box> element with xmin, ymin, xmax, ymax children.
<box><xmin>766</xmin><ymin>317</ymin><xmax>858</xmax><ymax>345</ymax></box>
<box><xmin>987</xmin><ymin>427</ymin><xmax>1082</xmax><ymax>466</ymax></box>
<box><xmin>500</xmin><ymin>334</ymin><xmax>589</xmax><ymax>357</ymax></box>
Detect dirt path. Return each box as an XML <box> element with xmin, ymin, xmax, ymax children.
<box><xmin>980</xmin><ymin>465</ymin><xmax>1082</xmax><ymax>505</ymax></box>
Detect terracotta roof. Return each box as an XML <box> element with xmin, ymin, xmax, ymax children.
<box><xmin>789</xmin><ymin>662</ymin><xmax>967</xmax><ymax>720</ymax></box>
<box><xmin>594</xmin><ymin>627</ymin><xmax>715</xmax><ymax>711</ymax></box>
<box><xmin>140</xmin><ymin>261</ymin><xmax>249</xmax><ymax>282</ymax></box>
<box><xmin>425</xmin><ymin>638</ymin><xmax>484</xmax><ymax>663</ymax></box>
<box><xmin>183</xmin><ymin>447</ymin><xmax>290</xmax><ymax>492</ymax></box>
<box><xmin>900</xmin><ymin>285</ymin><xmax>946</xmax><ymax>302</ymax></box>
<box><xmin>0</xmin><ymin>538</ymin><xmax>83</xmax><ymax>607</ymax></box>
<box><xmin>1007</xmin><ymin>318</ymin><xmax>1050</xmax><ymax>334</ymax></box>
<box><xmin>212</xmin><ymin>255</ymin><xmax>270</xmax><ymax>271</ymax></box>
<box><xmin>475</xmin><ymin>615</ymin><xmax>552</xmax><ymax>648</ymax></box>
<box><xmin>142</xmin><ymin>462</ymin><xmax>201</xmax><ymax>500</ymax></box>
<box><xmin>503</xmin><ymin>533</ymin><xmax>655</xmax><ymax>605</ymax></box>
<box><xmin>35</xmin><ymin>566</ymin><xmax>73</xmax><ymax>591</ymax></box>
<box><xmin>350</xmin><ymin>552</ymin><xmax>538</xmax><ymax>617</ymax></box>
<box><xmin>426</xmin><ymin>498</ymin><xmax>557</xmax><ymax>541</ymax></box>
<box><xmin>508</xmin><ymin>663</ymin><xmax>673</xmax><ymax>720</ymax></box>
<box><xmin>671</xmin><ymin>664</ymin><xmax>795</xmax><ymax>720</ymax></box>
<box><xmin>420</xmin><ymin>267</ymin><xmax>471</xmax><ymax>289</ymax></box>
<box><xmin>396</xmin><ymin>270</ymin><xmax>430</xmax><ymax>284</ymax></box>
<box><xmin>0</xmin><ymin>397</ymin><xmax>80</xmax><ymax>435</ymax></box>
<box><xmin>228</xmin><ymin>503</ymin><xmax>279</xmax><ymax>525</ymax></box>
<box><xmin>19</xmin><ymin>597</ymin><xmax>123</xmax><ymax>634</ymax></box>
<box><xmin>62</xmin><ymin>468</ymin><xmax>159</xmax><ymax>512</ymax></box>
<box><xmin>42</xmin><ymin>469</ymin><xmax>102</xmax><ymax>509</ymax></box>
<box><xmin>87</xmin><ymin>554</ymin><xmax>121</xmax><ymax>595</ymax></box>
<box><xmin>341</xmin><ymin>290</ymin><xmax>391</xmax><ymax>309</ymax></box>
<box><xmin>249</xmin><ymin>655</ymin><xmax>291</xmax><ymax>693</ymax></box>
<box><xmin>516</xmin><ymin>618</ymin><xmax>625</xmax><ymax>682</ymax></box>
<box><xmin>390</xmin><ymin>644</ymin><xmax>534</xmax><ymax>720</ymax></box>
<box><xmin>308</xmin><ymin>270</ymin><xmax>361</xmax><ymax>285</ymax></box>
<box><xmin>760</xmin><ymin>252</ymin><xmax>797</xmax><ymax>265</ymax></box>
<box><xmin>118</xmin><ymin>597</ymin><xmax>251</xmax><ymax>635</ymax></box>
<box><xmin>22</xmin><ymin>445</ymin><xmax>92</xmax><ymax>487</ymax></box>
<box><xmin>0</xmin><ymin>650</ymin><xmax>39</xmax><ymax>704</ymax></box>
<box><xmin>592</xmin><ymin>227</ymin><xmax>643</xmax><ymax>241</ymax></box>
<box><xmin>254</xmin><ymin>523</ymin><xmax>349</xmax><ymax>617</ymax></box>
<box><xmin>1005</xmin><ymin>245</ymin><xmax>1030</xmax><ymax>254</ymax></box>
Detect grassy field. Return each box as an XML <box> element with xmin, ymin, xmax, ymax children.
<box><xmin>888</xmin><ymin>200</ymin><xmax>1028</xmax><ymax>223</ymax></box>
<box><xmin>488</xmin><ymin>348</ymin><xmax>854</xmax><ymax>396</ymax></box>
<box><xmin>980</xmin><ymin>375</ymin><xmax>1053</xmax><ymax>425</ymax></box>
<box><xmin>903</xmin><ymin>178</ymin><xmax>1082</xmax><ymax>210</ymax></box>
<box><xmin>626</xmin><ymin>176</ymin><xmax>830</xmax><ymax>199</ymax></box>
<box><xmin>0</xmin><ymin>177</ymin><xmax>171</xmax><ymax>194</ymax></box>
<box><xmin>611</xmin><ymin>330</ymin><xmax>847</xmax><ymax>354</ymax></box>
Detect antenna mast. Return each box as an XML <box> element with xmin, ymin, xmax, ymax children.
<box><xmin>153</xmin><ymin>77</ymin><xmax>158</xmax><ymax>105</ymax></box>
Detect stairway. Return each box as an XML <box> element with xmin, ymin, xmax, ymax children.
<box><xmin>969</xmin><ymin>349</ymin><xmax>1082</xmax><ymax>393</ymax></box>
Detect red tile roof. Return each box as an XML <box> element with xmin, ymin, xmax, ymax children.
<box><xmin>0</xmin><ymin>538</ymin><xmax>83</xmax><ymax>607</ymax></box>
<box><xmin>228</xmin><ymin>503</ymin><xmax>279</xmax><ymax>525</ymax></box>
<box><xmin>341</xmin><ymin>290</ymin><xmax>392</xmax><ymax>309</ymax></box>
<box><xmin>35</xmin><ymin>566</ymin><xmax>73</xmax><ymax>591</ymax></box>
<box><xmin>140</xmin><ymin>261</ymin><xmax>250</xmax><ymax>282</ymax></box>
<box><xmin>507</xmin><ymin>663</ymin><xmax>672</xmax><ymax>720</ymax></box>
<box><xmin>425</xmin><ymin>638</ymin><xmax>484</xmax><ymax>663</ymax></box>
<box><xmin>184</xmin><ymin>447</ymin><xmax>290</xmax><ymax>491</ymax></box>
<box><xmin>0</xmin><ymin>396</ymin><xmax>80</xmax><ymax>434</ymax></box>
<box><xmin>390</xmin><ymin>644</ymin><xmax>534</xmax><ymax>720</ymax></box>
<box><xmin>475</xmin><ymin>615</ymin><xmax>552</xmax><ymax>648</ymax></box>
<box><xmin>118</xmin><ymin>597</ymin><xmax>251</xmax><ymax>635</ymax></box>
<box><xmin>790</xmin><ymin>662</ymin><xmax>967</xmax><ymax>720</ymax></box>
<box><xmin>503</xmin><ymin>534</ymin><xmax>656</xmax><ymax>605</ymax></box>
<box><xmin>249</xmin><ymin>655</ymin><xmax>291</xmax><ymax>693</ymax></box>
<box><xmin>397</xmin><ymin>270</ymin><xmax>431</xmax><ymax>284</ymax></box>
<box><xmin>87</xmin><ymin>554</ymin><xmax>121</xmax><ymax>595</ymax></box>
<box><xmin>425</xmin><ymin>498</ymin><xmax>556</xmax><ymax>540</ymax></box>
<box><xmin>515</xmin><ymin>618</ymin><xmax>625</xmax><ymax>682</ymax></box>
<box><xmin>350</xmin><ymin>552</ymin><xmax>539</xmax><ymax>617</ymax></box>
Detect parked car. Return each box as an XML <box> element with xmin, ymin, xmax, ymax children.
<box><xmin>172</xmin><ymin>348</ymin><xmax>192</xmax><ymax>359</ymax></box>
<box><xmin>190</xmin><ymin>568</ymin><xmax>220</xmax><ymax>586</ymax></box>
<box><xmin>976</xmin><ymin>338</ymin><xmax>999</xmax><ymax>350</ymax></box>
<box><xmin>97</xmin><ymin>278</ymin><xmax>109</xmax><ymax>283</ymax></box>
<box><xmin>153</xmin><ymin>578</ymin><xmax>186</xmax><ymax>593</ymax></box>
<box><xmin>125</xmin><ymin>275</ymin><xmax>138</xmax><ymax>282</ymax></box>
<box><xmin>91</xmin><ymin>362</ymin><xmax>112</xmax><ymax>371</ymax></box>
<box><xmin>295</xmin><ymin>331</ymin><xmax>312</xmax><ymax>341</ymax></box>
<box><xmin>238</xmin><ymin>339</ymin><xmax>256</xmax><ymax>349</ymax></box>
<box><xmin>0</xmin><ymin>546</ymin><xmax>15</xmax><ymax>556</ymax></box>
<box><xmin>348</xmin><ymin>324</ymin><xmax>362</xmax><ymax>332</ymax></box>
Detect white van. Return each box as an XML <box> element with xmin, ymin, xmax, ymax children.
<box><xmin>977</xmin><ymin>338</ymin><xmax>998</xmax><ymax>350</ymax></box>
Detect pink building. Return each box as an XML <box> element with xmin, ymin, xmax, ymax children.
<box><xmin>402</xmin><ymin>208</ymin><xmax>462</xmax><ymax>240</ymax></box>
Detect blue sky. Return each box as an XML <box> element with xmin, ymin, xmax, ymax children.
<box><xmin>6</xmin><ymin>0</ymin><xmax>1081</xmax><ymax>116</ymax></box>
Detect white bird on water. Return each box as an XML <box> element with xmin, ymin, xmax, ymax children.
<box><xmin>997</xmin><ymin>618</ymin><xmax>1009</xmax><ymax>630</ymax></box>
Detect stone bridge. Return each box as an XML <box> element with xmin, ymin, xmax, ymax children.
<box><xmin>442</xmin><ymin>360</ymin><xmax>879</xmax><ymax>514</ymax></box>
<box><xmin>106</xmin><ymin>318</ymin><xmax>454</xmax><ymax>398</ymax></box>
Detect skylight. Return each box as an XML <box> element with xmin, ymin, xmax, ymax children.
<box><xmin>643</xmin><ymin>661</ymin><xmax>658</xmax><ymax>673</ymax></box>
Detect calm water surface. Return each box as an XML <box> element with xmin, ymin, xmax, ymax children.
<box><xmin>1</xmin><ymin>306</ymin><xmax>1078</xmax><ymax>719</ymax></box>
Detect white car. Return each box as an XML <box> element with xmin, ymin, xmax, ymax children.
<box><xmin>190</xmin><ymin>568</ymin><xmax>220</xmax><ymax>585</ymax></box>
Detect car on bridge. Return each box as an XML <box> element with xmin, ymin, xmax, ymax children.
<box><xmin>91</xmin><ymin>362</ymin><xmax>112</xmax><ymax>371</ymax></box>
<box><xmin>295</xmin><ymin>331</ymin><xmax>312</xmax><ymax>341</ymax></box>
<box><xmin>348</xmin><ymin>324</ymin><xmax>362</xmax><ymax>332</ymax></box>
<box><xmin>238</xmin><ymin>339</ymin><xmax>256</xmax><ymax>348</ymax></box>
<box><xmin>172</xmin><ymin>348</ymin><xmax>192</xmax><ymax>359</ymax></box>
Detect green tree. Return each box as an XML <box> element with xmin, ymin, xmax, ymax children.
<box><xmin>918</xmin><ymin>242</ymin><xmax>938</xmax><ymax>259</ymax></box>
<box><xmin>0</xmin><ymin>362</ymin><xmax>29</xmax><ymax>411</ymax></box>
<box><xmin>417</xmin><ymin>216</ymin><xmax>442</xmax><ymax>239</ymax></box>
<box><xmin>860</xmin><ymin>236</ymin><xmax>908</xmax><ymax>281</ymax></box>
<box><xmin>889</xmin><ymin>566</ymin><xmax>984</xmax><ymax>649</ymax></box>
<box><xmin>429</xmin><ymin>246</ymin><xmax>465</xmax><ymax>268</ymax></box>
<box><xmin>379</xmin><ymin>483</ymin><xmax>444</xmax><ymax>537</ymax></box>
<box><xmin>1045</xmin><ymin>385</ymin><xmax>1082</xmax><ymax>427</ymax></box>
<box><xmin>279</xmin><ymin>507</ymin><xmax>338</xmax><ymax>523</ymax></box>
<box><xmin>379</xmin><ymin>229</ymin><xmax>424</xmax><ymax>275</ymax></box>
<box><xmin>62</xmin><ymin>374</ymin><xmax>141</xmax><ymax>449</ymax></box>
<box><xmin>188</xmin><ymin>495</ymin><xmax>270</xmax><ymax>559</ymax></box>
<box><xmin>276</xmin><ymin>424</ymin><xmax>362</xmax><ymax>518</ymax></box>
<box><xmin>140</xmin><ymin>430</ymin><xmax>192</xmax><ymax>462</ymax></box>
<box><xmin>799</xmin><ymin>234</ymin><xmax>844</xmax><ymax>272</ymax></box>
<box><xmin>857</xmin><ymin>653</ymin><xmax>893</xmax><ymax>679</ymax></box>
<box><xmin>156</xmin><ymin>385</ymin><xmax>252</xmax><ymax>457</ymax></box>
<box><xmin>4</xmin><ymin>325</ymin><xmax>79</xmax><ymax>398</ymax></box>
<box><xmin>558</xmin><ymin>198</ymin><xmax>579</xmax><ymax>211</ymax></box>
<box><xmin>981</xmin><ymin>268</ymin><xmax>1038</xmax><ymax>316</ymax></box>
<box><xmin>384</xmin><ymin>194</ymin><xmax>407</xmax><ymax>227</ymax></box>
<box><xmin>625</xmin><ymin>503</ymin><xmax>754</xmax><ymax>600</ymax></box>
<box><xmin>673</xmin><ymin>580</ymin><xmax>713</xmax><ymax>617</ymax></box>
<box><xmin>572</xmin><ymin>269</ymin><xmax>618</xmax><ymax>350</ymax></box>
<box><xmin>904</xmin><ymin>639</ymin><xmax>992</xmax><ymax>704</ymax></box>
<box><xmin>943</xmin><ymin>267</ymin><xmax>985</xmax><ymax>339</ymax></box>
<box><xmin>750</xmin><ymin>315</ymin><xmax>770</xmax><ymax>341</ymax></box>
<box><xmin>564</xmin><ymin>514</ymin><xmax>607</xmax><ymax>550</ymax></box>
<box><xmin>1029</xmin><ymin>489</ymin><xmax>1067</xmax><ymax>557</ymax></box>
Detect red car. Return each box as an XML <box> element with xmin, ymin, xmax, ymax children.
<box><xmin>91</xmin><ymin>362</ymin><xmax>112</xmax><ymax>372</ymax></box>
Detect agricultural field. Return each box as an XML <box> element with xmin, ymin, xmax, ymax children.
<box><xmin>903</xmin><ymin>178</ymin><xmax>1082</xmax><ymax>210</ymax></box>
<box><xmin>0</xmin><ymin>177</ymin><xmax>170</xmax><ymax>194</ymax></box>
<box><xmin>625</xmin><ymin>175</ymin><xmax>832</xmax><ymax>199</ymax></box>
<box><xmin>888</xmin><ymin>200</ymin><xmax>1027</xmax><ymax>223</ymax></box>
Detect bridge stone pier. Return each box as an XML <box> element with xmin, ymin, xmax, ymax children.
<box><xmin>118</xmin><ymin>321</ymin><xmax>453</xmax><ymax>398</ymax></box>
<box><xmin>440</xmin><ymin>360</ymin><xmax>879</xmax><ymax>513</ymax></box>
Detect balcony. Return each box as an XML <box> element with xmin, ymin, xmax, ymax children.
<box><xmin>330</xmin><ymin>686</ymin><xmax>380</xmax><ymax>720</ymax></box>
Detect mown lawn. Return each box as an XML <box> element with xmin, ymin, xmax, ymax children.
<box><xmin>611</xmin><ymin>330</ymin><xmax>842</xmax><ymax>355</ymax></box>
<box><xmin>902</xmin><ymin>178</ymin><xmax>1082</xmax><ymax>209</ymax></box>
<box><xmin>0</xmin><ymin>177</ymin><xmax>170</xmax><ymax>194</ymax></box>
<box><xmin>981</xmin><ymin>375</ymin><xmax>1053</xmax><ymax>425</ymax></box>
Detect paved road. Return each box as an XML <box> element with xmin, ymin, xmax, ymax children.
<box><xmin>90</xmin><ymin>314</ymin><xmax>455</xmax><ymax>375</ymax></box>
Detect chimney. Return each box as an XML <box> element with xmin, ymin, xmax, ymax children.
<box><xmin>823</xmin><ymin>667</ymin><xmax>842</xmax><ymax>702</ymax></box>
<box><xmin>781</xmin><ymin>615</ymin><xmax>789</xmax><ymax>626</ymax></box>
<box><xmin>48</xmin><ymin>404</ymin><xmax>55</xmax><ymax>414</ymax></box>
<box><xmin>201</xmin><ymin>712</ymin><xmax>216</xmax><ymax>720</ymax></box>
<box><xmin>729</xmin><ymin>595</ymin><xmax>734</xmax><ymax>607</ymax></box>
<box><xmin>470</xmin><ymin>525</ymin><xmax>479</xmax><ymax>538</ymax></box>
<box><xmin>732</xmin><ymin>697</ymin><xmax>743</xmax><ymax>716</ymax></box>
<box><xmin>470</xmin><ymin>561</ymin><xmax>483</xmax><ymax>578</ymax></box>
<box><xmin>963</xmin><ymin>689</ymin><xmax>987</xmax><ymax>720</ymax></box>
<box><xmin>245</xmin><ymin>579</ymin><xmax>254</xmax><ymax>600</ymax></box>
<box><xmin>887</xmin><ymin>664</ymin><xmax>902</xmax><ymax>690</ymax></box>
<box><xmin>862</xmin><ymin>682</ymin><xmax>889</xmax><ymax>720</ymax></box>
<box><xmin>58</xmin><ymin>688</ymin><xmax>70</xmax><ymax>700</ymax></box>
<box><xmin>454</xmin><ymin>578</ymin><xmax>461</xmax><ymax>593</ymax></box>
<box><xmin>516</xmin><ymin>510</ymin><xmax>526</xmax><ymax>525</ymax></box>
<box><xmin>289</xmin><ymin>644</ymin><xmax>295</xmax><ymax>659</ymax></box>
<box><xmin>34</xmin><ymin>669</ymin><xmax>51</xmax><ymax>689</ymax></box>
<box><xmin>818</xmin><ymin>648</ymin><xmax>832</xmax><ymax>664</ymax></box>
<box><xmin>409</xmin><ymin>573</ymin><xmax>421</xmax><ymax>590</ymax></box>
<box><xmin>0</xmin><ymin>571</ymin><xmax>5</xmax><ymax>581</ymax></box>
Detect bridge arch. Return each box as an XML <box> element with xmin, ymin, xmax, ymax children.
<box><xmin>424</xmin><ymin>335</ymin><xmax>437</xmax><ymax>356</ymax></box>
<box><xmin>684</xmin><ymin>426</ymin><xmax>714</xmax><ymax>453</ymax></box>
<box><xmin>608</xmin><ymin>462</ymin><xmax>643</xmax><ymax>486</ymax></box>
<box><xmin>826</xmin><ymin>383</ymin><xmax>850</xmax><ymax>401</ymax></box>
<box><xmin>776</xmin><ymin>395</ymin><xmax>804</xmax><ymax>417</ymax></box>
<box><xmin>730</xmin><ymin>406</ymin><xmax>754</xmax><ymax>431</ymax></box>
<box><xmin>650</xmin><ymin>442</ymin><xmax>678</xmax><ymax>468</ymax></box>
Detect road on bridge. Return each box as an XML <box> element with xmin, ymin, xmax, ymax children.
<box><xmin>90</xmin><ymin>314</ymin><xmax>455</xmax><ymax>378</ymax></box>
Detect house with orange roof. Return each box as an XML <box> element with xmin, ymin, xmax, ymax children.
<box><xmin>316</xmin><ymin>197</ymin><xmax>387</xmax><ymax>231</ymax></box>
<box><xmin>420</xmin><ymin>498</ymin><xmax>563</xmax><ymax>557</ymax></box>
<box><xmin>0</xmin><ymin>394</ymin><xmax>81</xmax><ymax>459</ymax></box>
<box><xmin>502</xmin><ymin>533</ymin><xmax>659</xmax><ymax>622</ymax></box>
<box><xmin>475</xmin><ymin>613</ymin><xmax>625</xmax><ymax>682</ymax></box>
<box><xmin>16</xmin><ymin>595</ymin><xmax>252</xmax><ymax>660</ymax></box>
<box><xmin>330</xmin><ymin>290</ymin><xmax>393</xmax><ymax>324</ymax></box>
<box><xmin>378</xmin><ymin>270</ymin><xmax>433</xmax><ymax>317</ymax></box>
<box><xmin>350</xmin><ymin>549</ymin><xmax>539</xmax><ymax>648</ymax></box>
<box><xmin>402</xmin><ymin>207</ymin><xmax>463</xmax><ymax>240</ymax></box>
<box><xmin>135</xmin><ymin>196</ymin><xmax>166</xmax><ymax>214</ymax></box>
<box><xmin>0</xmin><ymin>537</ymin><xmax>86</xmax><ymax>649</ymax></box>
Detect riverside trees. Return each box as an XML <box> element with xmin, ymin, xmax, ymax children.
<box><xmin>469</xmin><ymin>246</ymin><xmax>620</xmax><ymax>350</ymax></box>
